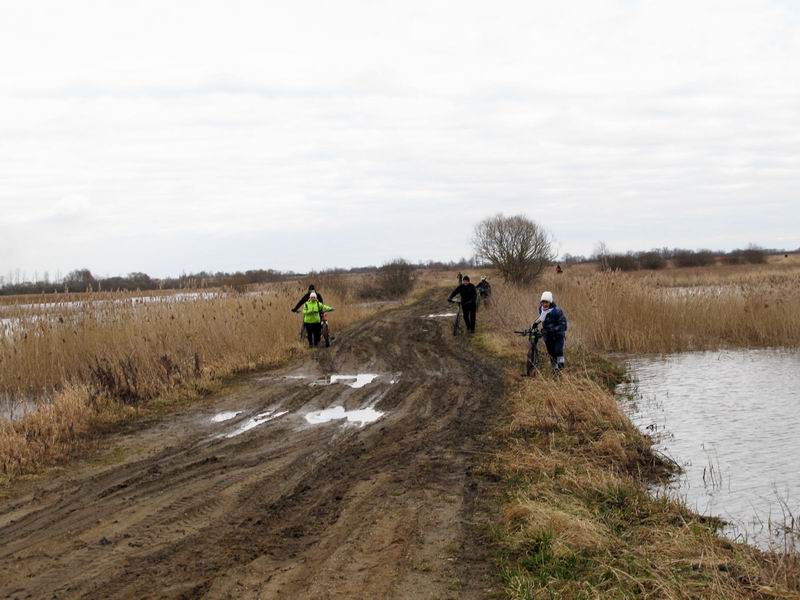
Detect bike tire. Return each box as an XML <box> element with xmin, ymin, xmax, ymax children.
<box><xmin>526</xmin><ymin>343</ymin><xmax>539</xmax><ymax>376</ymax></box>
<box><xmin>453</xmin><ymin>308</ymin><xmax>462</xmax><ymax>336</ymax></box>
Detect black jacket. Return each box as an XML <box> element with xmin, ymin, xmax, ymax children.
<box><xmin>293</xmin><ymin>291</ymin><xmax>324</xmax><ymax>312</ymax></box>
<box><xmin>448</xmin><ymin>283</ymin><xmax>478</xmax><ymax>305</ymax></box>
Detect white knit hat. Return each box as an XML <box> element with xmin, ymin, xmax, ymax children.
<box><xmin>540</xmin><ymin>291</ymin><xmax>553</xmax><ymax>303</ymax></box>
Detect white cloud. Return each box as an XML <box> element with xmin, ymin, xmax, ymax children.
<box><xmin>1</xmin><ymin>0</ymin><xmax>799</xmax><ymax>277</ymax></box>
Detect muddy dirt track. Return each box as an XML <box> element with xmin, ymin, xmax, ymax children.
<box><xmin>0</xmin><ymin>291</ymin><xmax>504</xmax><ymax>599</ymax></box>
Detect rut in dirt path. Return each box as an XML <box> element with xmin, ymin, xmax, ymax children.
<box><xmin>0</xmin><ymin>290</ymin><xmax>504</xmax><ymax>600</ymax></box>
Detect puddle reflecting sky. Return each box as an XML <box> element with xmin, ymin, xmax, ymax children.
<box><xmin>211</xmin><ymin>411</ymin><xmax>242</xmax><ymax>423</ymax></box>
<box><xmin>225</xmin><ymin>410</ymin><xmax>288</xmax><ymax>437</ymax></box>
<box><xmin>620</xmin><ymin>348</ymin><xmax>800</xmax><ymax>549</ymax></box>
<box><xmin>305</xmin><ymin>406</ymin><xmax>384</xmax><ymax>426</ymax></box>
<box><xmin>311</xmin><ymin>374</ymin><xmax>380</xmax><ymax>389</ymax></box>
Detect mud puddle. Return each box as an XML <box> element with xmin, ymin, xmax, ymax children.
<box><xmin>304</xmin><ymin>406</ymin><xmax>384</xmax><ymax>426</ymax></box>
<box><xmin>224</xmin><ymin>410</ymin><xmax>289</xmax><ymax>437</ymax></box>
<box><xmin>211</xmin><ymin>411</ymin><xmax>243</xmax><ymax>423</ymax></box>
<box><xmin>311</xmin><ymin>373</ymin><xmax>380</xmax><ymax>389</ymax></box>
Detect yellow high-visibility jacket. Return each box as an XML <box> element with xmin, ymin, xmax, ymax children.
<box><xmin>303</xmin><ymin>300</ymin><xmax>333</xmax><ymax>324</ymax></box>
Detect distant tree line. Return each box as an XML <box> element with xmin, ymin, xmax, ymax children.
<box><xmin>0</xmin><ymin>257</ymin><xmax>482</xmax><ymax>297</ymax></box>
<box><xmin>0</xmin><ymin>268</ymin><xmax>292</xmax><ymax>296</ymax></box>
<box><xmin>573</xmin><ymin>244</ymin><xmax>796</xmax><ymax>273</ymax></box>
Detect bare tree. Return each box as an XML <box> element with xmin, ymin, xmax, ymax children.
<box><xmin>592</xmin><ymin>241</ymin><xmax>610</xmax><ymax>271</ymax></box>
<box><xmin>472</xmin><ymin>214</ymin><xmax>555</xmax><ymax>284</ymax></box>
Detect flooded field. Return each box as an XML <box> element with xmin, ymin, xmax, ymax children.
<box><xmin>620</xmin><ymin>349</ymin><xmax>800</xmax><ymax>550</ymax></box>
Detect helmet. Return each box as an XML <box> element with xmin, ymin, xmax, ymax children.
<box><xmin>540</xmin><ymin>291</ymin><xmax>553</xmax><ymax>303</ymax></box>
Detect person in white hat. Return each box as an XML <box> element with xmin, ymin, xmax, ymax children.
<box><xmin>532</xmin><ymin>290</ymin><xmax>568</xmax><ymax>372</ymax></box>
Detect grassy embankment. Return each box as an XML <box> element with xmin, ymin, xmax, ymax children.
<box><xmin>479</xmin><ymin>261</ymin><xmax>800</xmax><ymax>598</ymax></box>
<box><xmin>0</xmin><ymin>276</ymin><xmax>388</xmax><ymax>483</ymax></box>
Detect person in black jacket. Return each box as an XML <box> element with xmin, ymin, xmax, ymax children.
<box><xmin>448</xmin><ymin>275</ymin><xmax>478</xmax><ymax>333</ymax></box>
<box><xmin>292</xmin><ymin>285</ymin><xmax>324</xmax><ymax>313</ymax></box>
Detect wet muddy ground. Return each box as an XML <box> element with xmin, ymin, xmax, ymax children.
<box><xmin>0</xmin><ymin>291</ymin><xmax>503</xmax><ymax>599</ymax></box>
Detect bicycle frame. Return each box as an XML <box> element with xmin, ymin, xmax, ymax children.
<box><xmin>515</xmin><ymin>327</ymin><xmax>545</xmax><ymax>376</ymax></box>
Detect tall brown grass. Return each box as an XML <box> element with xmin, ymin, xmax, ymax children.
<box><xmin>488</xmin><ymin>261</ymin><xmax>800</xmax><ymax>353</ymax></box>
<box><xmin>0</xmin><ymin>280</ymin><xmax>377</xmax><ymax>480</ymax></box>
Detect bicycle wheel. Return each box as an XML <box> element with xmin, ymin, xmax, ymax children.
<box><xmin>321</xmin><ymin>321</ymin><xmax>331</xmax><ymax>347</ymax></box>
<box><xmin>453</xmin><ymin>308</ymin><xmax>462</xmax><ymax>336</ymax></box>
<box><xmin>526</xmin><ymin>342</ymin><xmax>539</xmax><ymax>376</ymax></box>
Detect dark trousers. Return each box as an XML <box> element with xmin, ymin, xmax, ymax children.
<box><xmin>544</xmin><ymin>333</ymin><xmax>565</xmax><ymax>367</ymax></box>
<box><xmin>462</xmin><ymin>303</ymin><xmax>476</xmax><ymax>332</ymax></box>
<box><xmin>305</xmin><ymin>322</ymin><xmax>322</xmax><ymax>346</ymax></box>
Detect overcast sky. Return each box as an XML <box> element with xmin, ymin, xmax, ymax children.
<box><xmin>1</xmin><ymin>0</ymin><xmax>799</xmax><ymax>278</ymax></box>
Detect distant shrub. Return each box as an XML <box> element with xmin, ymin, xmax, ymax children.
<box><xmin>723</xmin><ymin>246</ymin><xmax>767</xmax><ymax>265</ymax></box>
<box><xmin>673</xmin><ymin>249</ymin><xmax>716</xmax><ymax>267</ymax></box>
<box><xmin>358</xmin><ymin>259</ymin><xmax>415</xmax><ymax>300</ymax></box>
<box><xmin>606</xmin><ymin>253</ymin><xmax>639</xmax><ymax>272</ymax></box>
<box><xmin>637</xmin><ymin>251</ymin><xmax>666</xmax><ymax>270</ymax></box>
<box><xmin>741</xmin><ymin>245</ymin><xmax>767</xmax><ymax>264</ymax></box>
<box><xmin>722</xmin><ymin>251</ymin><xmax>745</xmax><ymax>265</ymax></box>
<box><xmin>377</xmin><ymin>259</ymin><xmax>415</xmax><ymax>297</ymax></box>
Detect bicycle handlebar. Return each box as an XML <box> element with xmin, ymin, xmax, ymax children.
<box><xmin>514</xmin><ymin>326</ymin><xmax>541</xmax><ymax>336</ymax></box>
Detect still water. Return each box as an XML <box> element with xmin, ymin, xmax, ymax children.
<box><xmin>619</xmin><ymin>349</ymin><xmax>800</xmax><ymax>550</ymax></box>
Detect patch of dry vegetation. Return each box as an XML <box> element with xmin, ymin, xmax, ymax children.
<box><xmin>0</xmin><ymin>279</ymin><xmax>378</xmax><ymax>480</ymax></box>
<box><xmin>480</xmin><ymin>267</ymin><xmax>800</xmax><ymax>598</ymax></box>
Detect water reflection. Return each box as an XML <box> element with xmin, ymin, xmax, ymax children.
<box><xmin>619</xmin><ymin>348</ymin><xmax>800</xmax><ymax>550</ymax></box>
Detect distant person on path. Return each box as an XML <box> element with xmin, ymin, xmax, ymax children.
<box><xmin>457</xmin><ymin>271</ymin><xmax>463</xmax><ymax>285</ymax></box>
<box><xmin>533</xmin><ymin>291</ymin><xmax>567</xmax><ymax>372</ymax></box>
<box><xmin>476</xmin><ymin>276</ymin><xmax>492</xmax><ymax>299</ymax></box>
<box><xmin>302</xmin><ymin>292</ymin><xmax>334</xmax><ymax>347</ymax></box>
<box><xmin>292</xmin><ymin>284</ymin><xmax>324</xmax><ymax>313</ymax></box>
<box><xmin>448</xmin><ymin>275</ymin><xmax>478</xmax><ymax>334</ymax></box>
<box><xmin>556</xmin><ymin>264</ymin><xmax>563</xmax><ymax>274</ymax></box>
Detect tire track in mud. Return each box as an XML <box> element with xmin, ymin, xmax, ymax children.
<box><xmin>0</xmin><ymin>290</ymin><xmax>503</xmax><ymax>599</ymax></box>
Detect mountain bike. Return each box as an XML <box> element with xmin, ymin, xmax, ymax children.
<box><xmin>514</xmin><ymin>326</ymin><xmax>545</xmax><ymax>376</ymax></box>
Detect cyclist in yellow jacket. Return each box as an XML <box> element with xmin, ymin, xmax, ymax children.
<box><xmin>303</xmin><ymin>292</ymin><xmax>334</xmax><ymax>347</ymax></box>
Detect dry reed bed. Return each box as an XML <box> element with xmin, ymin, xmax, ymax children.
<box><xmin>0</xmin><ymin>281</ymin><xmax>374</xmax><ymax>480</ymax></box>
<box><xmin>488</xmin><ymin>263</ymin><xmax>800</xmax><ymax>353</ymax></box>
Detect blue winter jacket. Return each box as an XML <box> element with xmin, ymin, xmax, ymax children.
<box><xmin>536</xmin><ymin>303</ymin><xmax>567</xmax><ymax>337</ymax></box>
